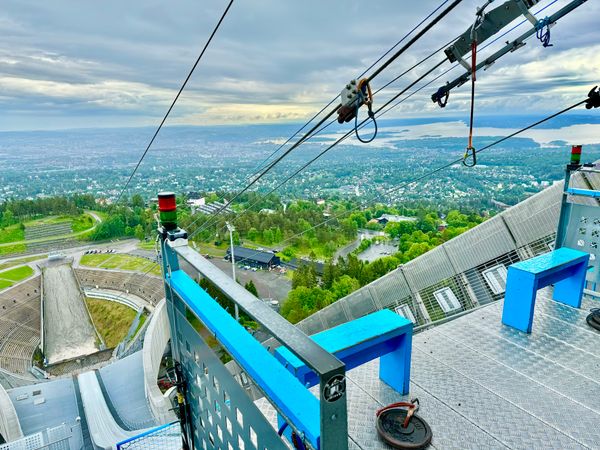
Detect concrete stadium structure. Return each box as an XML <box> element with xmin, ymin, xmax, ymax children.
<box><xmin>76</xmin><ymin>268</ymin><xmax>164</xmax><ymax>306</ymax></box>
<box><xmin>1</xmin><ymin>169</ymin><xmax>600</xmax><ymax>449</ymax></box>
<box><xmin>0</xmin><ymin>277</ymin><xmax>41</xmax><ymax>378</ymax></box>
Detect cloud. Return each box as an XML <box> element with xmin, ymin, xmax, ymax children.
<box><xmin>1</xmin><ymin>0</ymin><xmax>599</xmax><ymax>130</ymax></box>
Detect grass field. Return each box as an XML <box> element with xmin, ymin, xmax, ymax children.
<box><xmin>0</xmin><ymin>255</ymin><xmax>47</xmax><ymax>271</ymax></box>
<box><xmin>137</xmin><ymin>241</ymin><xmax>156</xmax><ymax>250</ymax></box>
<box><xmin>71</xmin><ymin>214</ymin><xmax>94</xmax><ymax>233</ymax></box>
<box><xmin>0</xmin><ymin>225</ymin><xmax>25</xmax><ymax>244</ymax></box>
<box><xmin>0</xmin><ymin>213</ymin><xmax>97</xmax><ymax>247</ymax></box>
<box><xmin>80</xmin><ymin>253</ymin><xmax>161</xmax><ymax>276</ymax></box>
<box><xmin>0</xmin><ymin>265</ymin><xmax>35</xmax><ymax>290</ymax></box>
<box><xmin>85</xmin><ymin>298</ymin><xmax>137</xmax><ymax>348</ymax></box>
<box><xmin>0</xmin><ymin>265</ymin><xmax>34</xmax><ymax>281</ymax></box>
<box><xmin>0</xmin><ymin>244</ymin><xmax>27</xmax><ymax>256</ymax></box>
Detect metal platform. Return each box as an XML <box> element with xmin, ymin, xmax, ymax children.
<box><xmin>258</xmin><ymin>288</ymin><xmax>600</xmax><ymax>449</ymax></box>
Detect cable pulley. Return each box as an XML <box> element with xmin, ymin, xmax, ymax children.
<box><xmin>586</xmin><ymin>86</ymin><xmax>600</xmax><ymax>109</ymax></box>
<box><xmin>337</xmin><ymin>78</ymin><xmax>379</xmax><ymax>143</ymax></box>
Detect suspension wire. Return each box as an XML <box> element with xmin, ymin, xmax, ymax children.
<box><xmin>166</xmin><ymin>0</ymin><xmax>559</xmax><ymax>256</ymax></box>
<box><xmin>189</xmin><ymin>0</ymin><xmax>565</xmax><ymax>238</ymax></box>
<box><xmin>249</xmin><ymin>0</ymin><xmax>453</xmax><ymax>177</ymax></box>
<box><xmin>185</xmin><ymin>0</ymin><xmax>466</xmax><ymax>234</ymax></box>
<box><xmin>187</xmin><ymin>55</ymin><xmax>448</xmax><ymax>240</ymax></box>
<box><xmin>199</xmin><ymin>0</ymin><xmax>563</xmax><ymax>234</ymax></box>
<box><xmin>187</xmin><ymin>53</ymin><xmax>462</xmax><ymax>239</ymax></box>
<box><xmin>197</xmin><ymin>97</ymin><xmax>590</xmax><ymax>268</ymax></box>
<box><xmin>111</xmin><ymin>0</ymin><xmax>235</xmax><ymax>208</ymax></box>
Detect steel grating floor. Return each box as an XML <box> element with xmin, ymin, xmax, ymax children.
<box><xmin>258</xmin><ymin>288</ymin><xmax>600</xmax><ymax>449</ymax></box>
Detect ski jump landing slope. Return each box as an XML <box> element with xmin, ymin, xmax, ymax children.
<box><xmin>42</xmin><ymin>261</ymin><xmax>99</xmax><ymax>365</ymax></box>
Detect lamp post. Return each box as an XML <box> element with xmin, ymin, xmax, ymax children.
<box><xmin>226</xmin><ymin>222</ymin><xmax>240</xmax><ymax>321</ymax></box>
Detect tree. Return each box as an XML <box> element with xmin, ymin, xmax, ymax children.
<box><xmin>134</xmin><ymin>224</ymin><xmax>145</xmax><ymax>241</ymax></box>
<box><xmin>322</xmin><ymin>259</ymin><xmax>338</xmax><ymax>289</ymax></box>
<box><xmin>131</xmin><ymin>194</ymin><xmax>145</xmax><ymax>209</ymax></box>
<box><xmin>331</xmin><ymin>275</ymin><xmax>360</xmax><ymax>300</ymax></box>
<box><xmin>281</xmin><ymin>287</ymin><xmax>334</xmax><ymax>324</ymax></box>
<box><xmin>244</xmin><ymin>280</ymin><xmax>258</xmax><ymax>297</ymax></box>
<box><xmin>292</xmin><ymin>263</ymin><xmax>317</xmax><ymax>289</ymax></box>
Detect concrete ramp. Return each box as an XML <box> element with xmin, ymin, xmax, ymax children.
<box><xmin>41</xmin><ymin>261</ymin><xmax>99</xmax><ymax>365</ymax></box>
<box><xmin>78</xmin><ymin>371</ymin><xmax>139</xmax><ymax>449</ymax></box>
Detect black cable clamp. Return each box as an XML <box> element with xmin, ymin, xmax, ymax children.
<box><xmin>433</xmin><ymin>85</ymin><xmax>450</xmax><ymax>108</ymax></box>
<box><xmin>586</xmin><ymin>86</ymin><xmax>600</xmax><ymax>109</ymax></box>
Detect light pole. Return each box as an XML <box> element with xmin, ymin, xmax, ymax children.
<box><xmin>226</xmin><ymin>222</ymin><xmax>239</xmax><ymax>321</ymax></box>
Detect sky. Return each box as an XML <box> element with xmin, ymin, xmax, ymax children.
<box><xmin>1</xmin><ymin>0</ymin><xmax>599</xmax><ymax>131</ymax></box>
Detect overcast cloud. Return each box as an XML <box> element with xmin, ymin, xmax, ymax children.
<box><xmin>1</xmin><ymin>0</ymin><xmax>598</xmax><ymax>130</ymax></box>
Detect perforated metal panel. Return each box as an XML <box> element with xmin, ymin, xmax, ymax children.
<box><xmin>343</xmin><ymin>289</ymin><xmax>377</xmax><ymax>320</ymax></box>
<box><xmin>444</xmin><ymin>216</ymin><xmax>516</xmax><ymax>273</ymax></box>
<box><xmin>366</xmin><ymin>271</ymin><xmax>411</xmax><ymax>309</ymax></box>
<box><xmin>402</xmin><ymin>247</ymin><xmax>456</xmax><ymax>291</ymax></box>
<box><xmin>297</xmin><ymin>313</ymin><xmax>326</xmax><ymax>335</ymax></box>
<box><xmin>563</xmin><ymin>203</ymin><xmax>600</xmax><ymax>284</ymax></box>
<box><xmin>170</xmin><ymin>299</ymin><xmax>288</xmax><ymax>450</ymax></box>
<box><xmin>502</xmin><ymin>182</ymin><xmax>562</xmax><ymax>247</ymax></box>
<box><xmin>317</xmin><ymin>301</ymin><xmax>349</xmax><ymax>329</ymax></box>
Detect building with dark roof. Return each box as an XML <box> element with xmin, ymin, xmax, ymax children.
<box><xmin>225</xmin><ymin>246</ymin><xmax>280</xmax><ymax>269</ymax></box>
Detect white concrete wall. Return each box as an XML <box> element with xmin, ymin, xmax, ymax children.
<box><xmin>0</xmin><ymin>383</ymin><xmax>23</xmax><ymax>443</ymax></box>
<box><xmin>142</xmin><ymin>300</ymin><xmax>176</xmax><ymax>424</ymax></box>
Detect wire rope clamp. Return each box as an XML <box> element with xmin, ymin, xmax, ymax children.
<box><xmin>337</xmin><ymin>78</ymin><xmax>371</xmax><ymax>123</ymax></box>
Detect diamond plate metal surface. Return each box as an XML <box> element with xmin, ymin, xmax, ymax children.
<box><xmin>258</xmin><ymin>287</ymin><xmax>600</xmax><ymax>450</ymax></box>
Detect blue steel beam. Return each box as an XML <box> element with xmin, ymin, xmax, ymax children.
<box><xmin>567</xmin><ymin>187</ymin><xmax>600</xmax><ymax>198</ymax></box>
<box><xmin>167</xmin><ymin>269</ymin><xmax>322</xmax><ymax>449</ymax></box>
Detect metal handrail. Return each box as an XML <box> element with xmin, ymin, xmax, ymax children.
<box><xmin>175</xmin><ymin>245</ymin><xmax>345</xmax><ymax>376</ymax></box>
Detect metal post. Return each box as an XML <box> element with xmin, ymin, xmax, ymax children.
<box><xmin>555</xmin><ymin>146</ymin><xmax>582</xmax><ymax>249</ymax></box>
<box><xmin>319</xmin><ymin>367</ymin><xmax>349</xmax><ymax>450</ymax></box>
<box><xmin>226</xmin><ymin>222</ymin><xmax>240</xmax><ymax>321</ymax></box>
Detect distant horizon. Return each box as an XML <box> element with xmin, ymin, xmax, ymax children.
<box><xmin>2</xmin><ymin>111</ymin><xmax>600</xmax><ymax>134</ymax></box>
<box><xmin>2</xmin><ymin>1</ymin><xmax>599</xmax><ymax>130</ymax></box>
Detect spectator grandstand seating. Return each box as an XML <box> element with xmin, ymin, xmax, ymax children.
<box><xmin>24</xmin><ymin>223</ymin><xmax>72</xmax><ymax>241</ymax></box>
<box><xmin>0</xmin><ymin>277</ymin><xmax>41</xmax><ymax>377</ymax></box>
<box><xmin>75</xmin><ymin>269</ymin><xmax>164</xmax><ymax>306</ymax></box>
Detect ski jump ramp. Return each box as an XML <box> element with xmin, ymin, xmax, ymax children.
<box><xmin>41</xmin><ymin>260</ymin><xmax>99</xmax><ymax>365</ymax></box>
<box><xmin>78</xmin><ymin>371</ymin><xmax>180</xmax><ymax>450</ymax></box>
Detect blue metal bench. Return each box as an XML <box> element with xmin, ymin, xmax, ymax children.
<box><xmin>501</xmin><ymin>247</ymin><xmax>589</xmax><ymax>333</ymax></box>
<box><xmin>275</xmin><ymin>309</ymin><xmax>413</xmax><ymax>395</ymax></box>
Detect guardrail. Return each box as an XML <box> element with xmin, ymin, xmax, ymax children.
<box><xmin>162</xmin><ymin>237</ymin><xmax>348</xmax><ymax>450</ymax></box>
<box><xmin>115</xmin><ymin>422</ymin><xmax>181</xmax><ymax>450</ymax></box>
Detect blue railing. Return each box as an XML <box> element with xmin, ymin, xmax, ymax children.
<box><xmin>116</xmin><ymin>422</ymin><xmax>181</xmax><ymax>450</ymax></box>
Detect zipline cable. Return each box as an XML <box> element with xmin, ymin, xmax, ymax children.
<box><xmin>188</xmin><ymin>0</ymin><xmax>466</xmax><ymax>229</ymax></box>
<box><xmin>249</xmin><ymin>0</ymin><xmax>454</xmax><ymax>177</ymax></box>
<box><xmin>192</xmin><ymin>0</ymin><xmax>563</xmax><ymax>237</ymax></box>
<box><xmin>197</xmin><ymin>96</ymin><xmax>593</xmax><ymax>268</ymax></box>
<box><xmin>111</xmin><ymin>0</ymin><xmax>235</xmax><ymax>208</ymax></box>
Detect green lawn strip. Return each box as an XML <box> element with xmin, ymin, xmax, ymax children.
<box><xmin>137</xmin><ymin>241</ymin><xmax>155</xmax><ymax>250</ymax></box>
<box><xmin>118</xmin><ymin>256</ymin><xmax>150</xmax><ymax>271</ymax></box>
<box><xmin>0</xmin><ymin>265</ymin><xmax>34</xmax><ymax>282</ymax></box>
<box><xmin>98</xmin><ymin>255</ymin><xmax>125</xmax><ymax>269</ymax></box>
<box><xmin>71</xmin><ymin>214</ymin><xmax>94</xmax><ymax>233</ymax></box>
<box><xmin>0</xmin><ymin>279</ymin><xmax>14</xmax><ymax>290</ymax></box>
<box><xmin>85</xmin><ymin>297</ymin><xmax>137</xmax><ymax>348</ymax></box>
<box><xmin>132</xmin><ymin>313</ymin><xmax>148</xmax><ymax>338</ymax></box>
<box><xmin>0</xmin><ymin>225</ymin><xmax>25</xmax><ymax>244</ymax></box>
<box><xmin>80</xmin><ymin>253</ymin><xmax>113</xmax><ymax>267</ymax></box>
<box><xmin>0</xmin><ymin>243</ymin><xmax>27</xmax><ymax>256</ymax></box>
<box><xmin>0</xmin><ymin>255</ymin><xmax>46</xmax><ymax>271</ymax></box>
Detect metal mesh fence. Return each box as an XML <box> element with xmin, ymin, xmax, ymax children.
<box><xmin>116</xmin><ymin>422</ymin><xmax>181</xmax><ymax>450</ymax></box>
<box><xmin>297</xmin><ymin>183</ymin><xmax>563</xmax><ymax>333</ymax></box>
